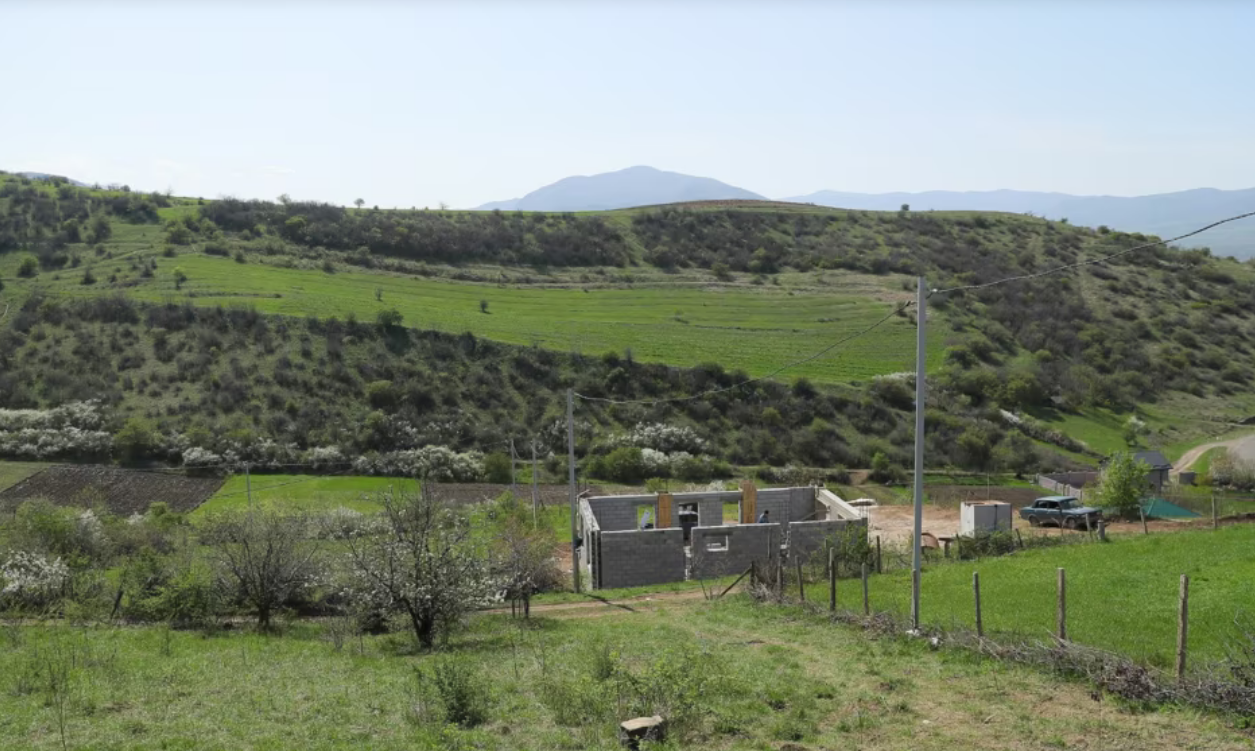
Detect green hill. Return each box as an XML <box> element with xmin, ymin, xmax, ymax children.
<box><xmin>3</xmin><ymin>172</ymin><xmax>1254</xmax><ymax>475</ymax></box>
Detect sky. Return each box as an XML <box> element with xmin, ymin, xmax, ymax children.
<box><xmin>5</xmin><ymin>1</ymin><xmax>1255</xmax><ymax>208</ymax></box>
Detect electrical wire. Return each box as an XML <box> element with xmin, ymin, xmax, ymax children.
<box><xmin>931</xmin><ymin>209</ymin><xmax>1255</xmax><ymax>296</ymax></box>
<box><xmin>574</xmin><ymin>300</ymin><xmax>913</xmax><ymax>406</ymax></box>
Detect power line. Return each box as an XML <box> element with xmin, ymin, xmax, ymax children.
<box><xmin>574</xmin><ymin>300</ymin><xmax>913</xmax><ymax>406</ymax></box>
<box><xmin>931</xmin><ymin>209</ymin><xmax>1255</xmax><ymax>296</ymax></box>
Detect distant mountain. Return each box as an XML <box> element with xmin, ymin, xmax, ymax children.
<box><xmin>16</xmin><ymin>171</ymin><xmax>88</xmax><ymax>187</ymax></box>
<box><xmin>476</xmin><ymin>166</ymin><xmax>765</xmax><ymax>212</ymax></box>
<box><xmin>785</xmin><ymin>187</ymin><xmax>1255</xmax><ymax>258</ymax></box>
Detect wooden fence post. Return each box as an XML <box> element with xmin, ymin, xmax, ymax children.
<box><xmin>1139</xmin><ymin>503</ymin><xmax>1149</xmax><ymax>535</ymax></box>
<box><xmin>796</xmin><ymin>557</ymin><xmax>805</xmax><ymax>602</ymax></box>
<box><xmin>1177</xmin><ymin>574</ymin><xmax>1190</xmax><ymax>682</ymax></box>
<box><xmin>1097</xmin><ymin>517</ymin><xmax>1107</xmax><ymax>542</ymax></box>
<box><xmin>828</xmin><ymin>549</ymin><xmax>837</xmax><ymax>612</ymax></box>
<box><xmin>861</xmin><ymin>562</ymin><xmax>870</xmax><ymax>616</ymax></box>
<box><xmin>875</xmin><ymin>535</ymin><xmax>882</xmax><ymax>574</ymax></box>
<box><xmin>974</xmin><ymin>571</ymin><xmax>983</xmax><ymax>638</ymax></box>
<box><xmin>1056</xmin><ymin>568</ymin><xmax>1067</xmax><ymax>641</ymax></box>
<box><xmin>1212</xmin><ymin>492</ymin><xmax>1219</xmax><ymax>531</ymax></box>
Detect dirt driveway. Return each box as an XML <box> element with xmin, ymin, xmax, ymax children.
<box><xmin>867</xmin><ymin>503</ymin><xmax>1189</xmax><ymax>543</ymax></box>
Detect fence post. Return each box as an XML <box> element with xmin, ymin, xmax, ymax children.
<box><xmin>828</xmin><ymin>548</ymin><xmax>836</xmax><ymax>612</ymax></box>
<box><xmin>1177</xmin><ymin>574</ymin><xmax>1190</xmax><ymax>682</ymax></box>
<box><xmin>875</xmin><ymin>535</ymin><xmax>882</xmax><ymax>574</ymax></box>
<box><xmin>796</xmin><ymin>557</ymin><xmax>805</xmax><ymax>602</ymax></box>
<box><xmin>1139</xmin><ymin>503</ymin><xmax>1149</xmax><ymax>535</ymax></box>
<box><xmin>974</xmin><ymin>571</ymin><xmax>983</xmax><ymax>638</ymax></box>
<box><xmin>1097</xmin><ymin>517</ymin><xmax>1106</xmax><ymax>542</ymax></box>
<box><xmin>1212</xmin><ymin>491</ymin><xmax>1218</xmax><ymax>531</ymax></box>
<box><xmin>1056</xmin><ymin>568</ymin><xmax>1067</xmax><ymax>641</ymax></box>
<box><xmin>861</xmin><ymin>562</ymin><xmax>870</xmax><ymax>616</ymax></box>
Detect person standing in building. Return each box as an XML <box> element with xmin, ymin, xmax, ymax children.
<box><xmin>757</xmin><ymin>509</ymin><xmax>770</xmax><ymax>524</ymax></box>
<box><xmin>639</xmin><ymin>509</ymin><xmax>654</xmax><ymax>529</ymax></box>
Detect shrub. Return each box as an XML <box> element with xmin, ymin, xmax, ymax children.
<box><xmin>424</xmin><ymin>657</ymin><xmax>491</xmax><ymax>728</ymax></box>
<box><xmin>17</xmin><ymin>255</ymin><xmax>38</xmax><ymax>277</ymax></box>
<box><xmin>591</xmin><ymin>446</ymin><xmax>646</xmax><ymax>484</ymax></box>
<box><xmin>483</xmin><ymin>452</ymin><xmax>512</xmax><ymax>484</ymax></box>
<box><xmin>0</xmin><ymin>551</ymin><xmax>70</xmax><ymax>610</ymax></box>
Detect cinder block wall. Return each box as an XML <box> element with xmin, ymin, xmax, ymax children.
<box><xmin>690</xmin><ymin>524</ymin><xmax>777</xmax><ymax>579</ymax></box>
<box><xmin>589</xmin><ymin>494</ymin><xmax>657</xmax><ymax>531</ymax></box>
<box><xmin>752</xmin><ymin>488</ymin><xmax>803</xmax><ymax>529</ymax></box>
<box><xmin>787</xmin><ymin>519</ymin><xmax>865</xmax><ymax>560</ymax></box>
<box><xmin>596</xmin><ymin>528</ymin><xmax>686</xmax><ymax>588</ymax></box>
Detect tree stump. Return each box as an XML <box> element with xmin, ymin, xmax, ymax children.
<box><xmin>619</xmin><ymin>715</ymin><xmax>666</xmax><ymax>749</ymax></box>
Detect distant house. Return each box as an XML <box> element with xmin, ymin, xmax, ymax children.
<box><xmin>1131</xmin><ymin>450</ymin><xmax>1172</xmax><ymax>493</ymax></box>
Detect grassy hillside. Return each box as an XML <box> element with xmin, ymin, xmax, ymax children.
<box><xmin>5</xmin><ymin>172</ymin><xmax>1255</xmax><ymax>472</ymax></box>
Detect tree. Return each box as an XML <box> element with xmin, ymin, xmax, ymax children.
<box><xmin>376</xmin><ymin>307</ymin><xmax>403</xmax><ymax>330</ymax></box>
<box><xmin>479</xmin><ymin>299</ymin><xmax>489</xmax><ymax>314</ymax></box>
<box><xmin>203</xmin><ymin>510</ymin><xmax>321</xmax><ymax>630</ymax></box>
<box><xmin>900</xmin><ymin>203</ymin><xmax>910</xmax><ymax>213</ymax></box>
<box><xmin>1095</xmin><ymin>451</ymin><xmax>1149</xmax><ymax>520</ymax></box>
<box><xmin>491</xmin><ymin>494</ymin><xmax>560</xmax><ymax>618</ymax></box>
<box><xmin>345</xmin><ymin>488</ymin><xmax>494</xmax><ymax>649</ymax></box>
<box><xmin>173</xmin><ymin>267</ymin><xmax>188</xmax><ymax>290</ymax></box>
<box><xmin>17</xmin><ymin>255</ymin><xmax>38</xmax><ymax>277</ymax></box>
<box><xmin>114</xmin><ymin>416</ymin><xmax>158</xmax><ymax>462</ymax></box>
<box><xmin>374</xmin><ymin>286</ymin><xmax>383</xmax><ymax>302</ymax></box>
<box><xmin>354</xmin><ymin>198</ymin><xmax>365</xmax><ymax>210</ymax></box>
<box><xmin>483</xmin><ymin>452</ymin><xmax>511</xmax><ymax>484</ymax></box>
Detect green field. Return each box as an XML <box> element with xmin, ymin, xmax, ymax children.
<box><xmin>829</xmin><ymin>525</ymin><xmax>1255</xmax><ymax>668</ymax></box>
<box><xmin>0</xmin><ymin>461</ymin><xmax>49</xmax><ymax>492</ymax></box>
<box><xmin>32</xmin><ymin>252</ymin><xmax>942</xmax><ymax>384</ymax></box>
<box><xmin>191</xmin><ymin>474</ymin><xmax>419</xmax><ymax>517</ymax></box>
<box><xmin>1</xmin><ymin>599</ymin><xmax>1245</xmax><ymax>751</ymax></box>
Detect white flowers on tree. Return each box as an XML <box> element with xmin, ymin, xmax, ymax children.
<box><xmin>610</xmin><ymin>423</ymin><xmax>706</xmax><ymax>453</ymax></box>
<box><xmin>344</xmin><ymin>489</ymin><xmax>495</xmax><ymax>649</ymax></box>
<box><xmin>0</xmin><ymin>551</ymin><xmax>70</xmax><ymax>608</ymax></box>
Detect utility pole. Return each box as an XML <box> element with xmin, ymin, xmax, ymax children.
<box><xmin>911</xmin><ymin>276</ymin><xmax>926</xmax><ymax>630</ymax></box>
<box><xmin>509</xmin><ymin>438</ymin><xmax>517</xmax><ymax>497</ymax></box>
<box><xmin>531</xmin><ymin>439</ymin><xmax>540</xmax><ymax>529</ymax></box>
<box><xmin>567</xmin><ymin>389</ymin><xmax>581</xmax><ymax>592</ymax></box>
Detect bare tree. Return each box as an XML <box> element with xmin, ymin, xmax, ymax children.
<box><xmin>494</xmin><ymin>504</ymin><xmax>560</xmax><ymax>618</ymax></box>
<box><xmin>203</xmin><ymin>510</ymin><xmax>320</xmax><ymax>630</ymax></box>
<box><xmin>345</xmin><ymin>487</ymin><xmax>494</xmax><ymax>649</ymax></box>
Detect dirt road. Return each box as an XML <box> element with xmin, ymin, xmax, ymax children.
<box><xmin>1175</xmin><ymin>432</ymin><xmax>1255</xmax><ymax>473</ymax></box>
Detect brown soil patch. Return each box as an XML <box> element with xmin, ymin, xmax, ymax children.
<box><xmin>0</xmin><ymin>465</ymin><xmax>224</xmax><ymax>515</ymax></box>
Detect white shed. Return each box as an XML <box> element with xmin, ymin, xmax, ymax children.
<box><xmin>959</xmin><ymin>501</ymin><xmax>1012</xmax><ymax>536</ymax></box>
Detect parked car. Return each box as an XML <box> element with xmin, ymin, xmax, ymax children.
<box><xmin>1019</xmin><ymin>496</ymin><xmax>1103</xmax><ymax>529</ymax></box>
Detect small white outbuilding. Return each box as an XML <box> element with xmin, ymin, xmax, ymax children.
<box><xmin>959</xmin><ymin>501</ymin><xmax>1012</xmax><ymax>536</ymax></box>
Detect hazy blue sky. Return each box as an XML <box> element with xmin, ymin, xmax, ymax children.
<box><xmin>6</xmin><ymin>2</ymin><xmax>1254</xmax><ymax>208</ymax></box>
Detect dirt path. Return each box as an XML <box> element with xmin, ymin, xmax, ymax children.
<box><xmin>1175</xmin><ymin>432</ymin><xmax>1255</xmax><ymax>473</ymax></box>
<box><xmin>486</xmin><ymin>588</ymin><xmax>715</xmax><ymax>618</ymax></box>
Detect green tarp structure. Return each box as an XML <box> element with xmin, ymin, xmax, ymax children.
<box><xmin>1141</xmin><ymin>498</ymin><xmax>1201</xmax><ymax>519</ymax></box>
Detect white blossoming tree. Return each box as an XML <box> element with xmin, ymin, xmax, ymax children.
<box><xmin>345</xmin><ymin>486</ymin><xmax>495</xmax><ymax>649</ymax></box>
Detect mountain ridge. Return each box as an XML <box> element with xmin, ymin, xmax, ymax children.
<box><xmin>475</xmin><ymin>165</ymin><xmax>764</xmax><ymax>212</ymax></box>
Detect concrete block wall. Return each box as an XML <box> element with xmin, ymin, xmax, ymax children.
<box><xmin>595</xmin><ymin>528</ymin><xmax>686</xmax><ymax>589</ymax></box>
<box><xmin>690</xmin><ymin>524</ymin><xmax>778</xmax><ymax>579</ymax></box>
<box><xmin>787</xmin><ymin>519</ymin><xmax>864</xmax><ymax>560</ymax></box>
<box><xmin>588</xmin><ymin>494</ymin><xmax>657</xmax><ymax>531</ymax></box>
<box><xmin>752</xmin><ymin>488</ymin><xmax>798</xmax><ymax>530</ymax></box>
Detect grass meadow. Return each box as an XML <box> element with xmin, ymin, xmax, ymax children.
<box><xmin>1</xmin><ymin>598</ymin><xmax>1247</xmax><ymax>751</ymax></box>
<box><xmin>818</xmin><ymin>524</ymin><xmax>1255</xmax><ymax>668</ymax></box>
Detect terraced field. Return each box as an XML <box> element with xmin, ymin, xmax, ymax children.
<box><xmin>35</xmin><ymin>252</ymin><xmax>943</xmax><ymax>383</ymax></box>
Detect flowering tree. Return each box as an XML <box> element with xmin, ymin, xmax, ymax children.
<box><xmin>345</xmin><ymin>487</ymin><xmax>494</xmax><ymax>649</ymax></box>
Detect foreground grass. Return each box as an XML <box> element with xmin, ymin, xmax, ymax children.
<box><xmin>1</xmin><ymin>598</ymin><xmax>1248</xmax><ymax>750</ymax></box>
<box><xmin>37</xmin><ymin>252</ymin><xmax>942</xmax><ymax>384</ymax></box>
<box><xmin>841</xmin><ymin>524</ymin><xmax>1255</xmax><ymax>668</ymax></box>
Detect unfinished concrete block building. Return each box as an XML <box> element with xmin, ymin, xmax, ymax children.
<box><xmin>577</xmin><ymin>485</ymin><xmax>868</xmax><ymax>589</ymax></box>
